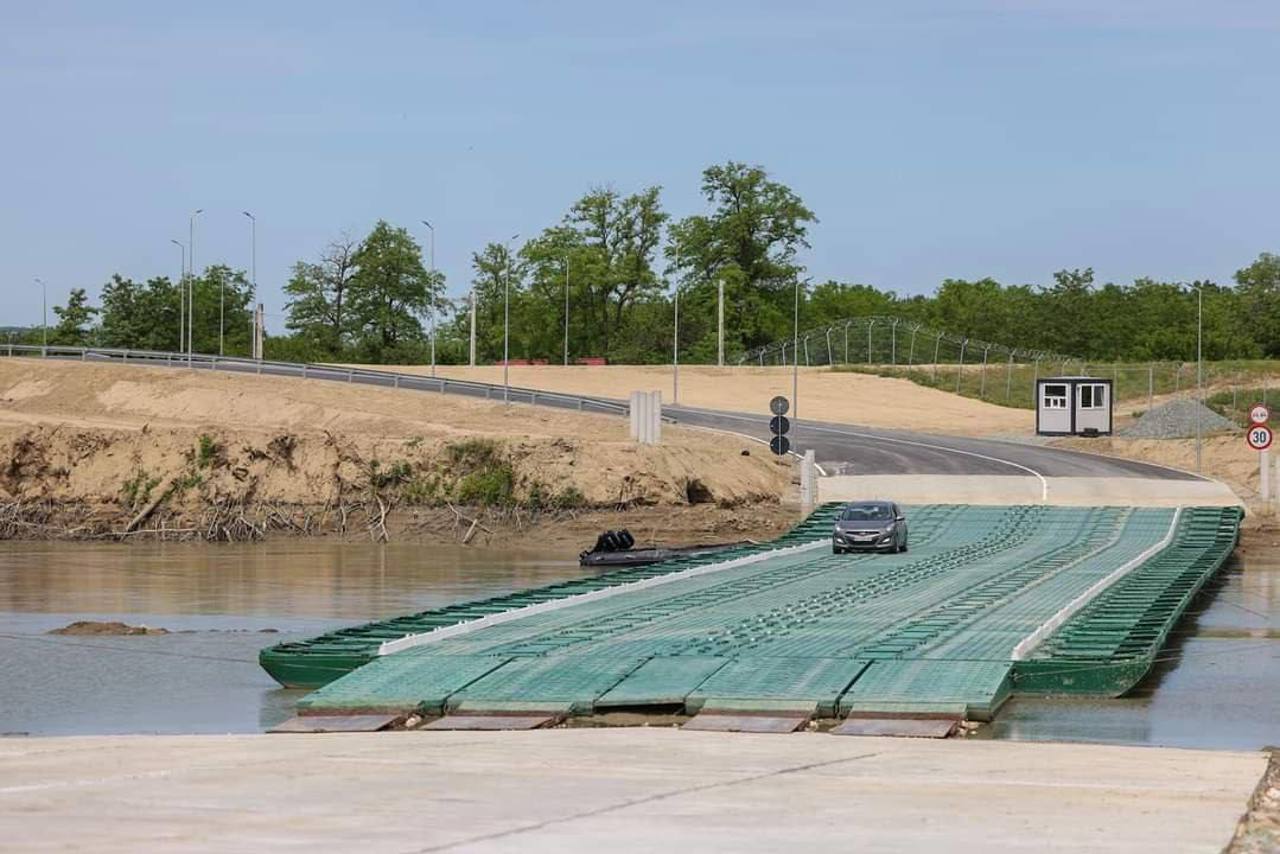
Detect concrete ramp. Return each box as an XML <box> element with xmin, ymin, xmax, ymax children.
<box><xmin>819</xmin><ymin>474</ymin><xmax>1240</xmax><ymax>507</ymax></box>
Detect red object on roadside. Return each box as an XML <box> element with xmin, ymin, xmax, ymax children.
<box><xmin>574</xmin><ymin>357</ymin><xmax>607</xmax><ymax>366</ymax></box>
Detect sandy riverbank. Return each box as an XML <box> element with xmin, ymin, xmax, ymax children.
<box><xmin>0</xmin><ymin>361</ymin><xmax>794</xmax><ymax>543</ymax></box>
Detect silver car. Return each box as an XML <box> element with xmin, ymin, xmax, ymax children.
<box><xmin>832</xmin><ymin>501</ymin><xmax>908</xmax><ymax>554</ymax></box>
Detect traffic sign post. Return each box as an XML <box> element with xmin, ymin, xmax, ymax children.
<box><xmin>1247</xmin><ymin>424</ymin><xmax>1273</xmax><ymax>452</ymax></box>
<box><xmin>1247</xmin><ymin>422</ymin><xmax>1273</xmax><ymax>506</ymax></box>
<box><xmin>769</xmin><ymin>396</ymin><xmax>791</xmax><ymax>456</ymax></box>
<box><xmin>1248</xmin><ymin>403</ymin><xmax>1270</xmax><ymax>426</ymax></box>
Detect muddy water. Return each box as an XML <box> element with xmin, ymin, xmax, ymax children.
<box><xmin>981</xmin><ymin>552</ymin><xmax>1280</xmax><ymax>750</ymax></box>
<box><xmin>1</xmin><ymin>543</ymin><xmax>1276</xmax><ymax>745</ymax></box>
<box><xmin>0</xmin><ymin>541</ymin><xmax>591</xmax><ymax>736</ymax></box>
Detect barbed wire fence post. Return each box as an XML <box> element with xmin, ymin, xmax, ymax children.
<box><xmin>1006</xmin><ymin>350</ymin><xmax>1015</xmax><ymax>402</ymax></box>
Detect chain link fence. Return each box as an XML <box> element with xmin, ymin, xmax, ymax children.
<box><xmin>736</xmin><ymin>315</ymin><xmax>1276</xmax><ymax>418</ymax></box>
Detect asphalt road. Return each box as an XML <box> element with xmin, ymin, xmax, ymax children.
<box><xmin>665</xmin><ymin>405</ymin><xmax>1201</xmax><ymax>480</ymax></box>
<box><xmin>21</xmin><ymin>349</ymin><xmax>1199</xmax><ymax>482</ymax></box>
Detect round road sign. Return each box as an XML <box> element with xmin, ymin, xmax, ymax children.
<box><xmin>769</xmin><ymin>395</ymin><xmax>790</xmax><ymax>416</ymax></box>
<box><xmin>769</xmin><ymin>415</ymin><xmax>790</xmax><ymax>435</ymax></box>
<box><xmin>769</xmin><ymin>435</ymin><xmax>792</xmax><ymax>456</ymax></box>
<box><xmin>1248</xmin><ymin>403</ymin><xmax>1270</xmax><ymax>425</ymax></box>
<box><xmin>1246</xmin><ymin>424</ymin><xmax>1273</xmax><ymax>451</ymax></box>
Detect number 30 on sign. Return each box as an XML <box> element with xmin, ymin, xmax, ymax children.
<box><xmin>1247</xmin><ymin>424</ymin><xmax>1273</xmax><ymax>451</ymax></box>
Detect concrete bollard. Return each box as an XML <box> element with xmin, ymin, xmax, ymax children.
<box><xmin>628</xmin><ymin>390</ymin><xmax>662</xmax><ymax>445</ymax></box>
<box><xmin>650</xmin><ymin>390</ymin><xmax>662</xmax><ymax>445</ymax></box>
<box><xmin>800</xmin><ymin>449</ymin><xmax>816</xmax><ymax>508</ymax></box>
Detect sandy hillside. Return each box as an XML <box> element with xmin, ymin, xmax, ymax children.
<box><xmin>351</xmin><ymin>365</ymin><xmax>1033</xmax><ymax>437</ymax></box>
<box><xmin>0</xmin><ymin>361</ymin><xmax>793</xmax><ymax>541</ymax></box>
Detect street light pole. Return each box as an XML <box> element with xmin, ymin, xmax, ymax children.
<box><xmin>1196</xmin><ymin>284</ymin><xmax>1203</xmax><ymax>474</ymax></box>
<box><xmin>673</xmin><ymin>284</ymin><xmax>680</xmax><ymax>404</ymax></box>
<box><xmin>170</xmin><ymin>239</ymin><xmax>185</xmax><ymax>351</ymax></box>
<box><xmin>421</xmin><ymin>220</ymin><xmax>436</xmax><ymax>377</ymax></box>
<box><xmin>33</xmin><ymin>278</ymin><xmax>47</xmax><ymax>351</ymax></box>
<box><xmin>188</xmin><ymin>209</ymin><xmax>203</xmax><ymax>359</ymax></box>
<box><xmin>717</xmin><ymin>278</ymin><xmax>725</xmax><ymax>367</ymax></box>
<box><xmin>563</xmin><ymin>254</ymin><xmax>570</xmax><ymax>367</ymax></box>
<box><xmin>793</xmin><ymin>278</ymin><xmax>800</xmax><ymax>420</ymax></box>
<box><xmin>243</xmin><ymin>211</ymin><xmax>256</xmax><ymax>357</ymax></box>
<box><xmin>503</xmin><ymin>233</ymin><xmax>519</xmax><ymax>404</ymax></box>
<box><xmin>469</xmin><ymin>289</ymin><xmax>477</xmax><ymax>368</ymax></box>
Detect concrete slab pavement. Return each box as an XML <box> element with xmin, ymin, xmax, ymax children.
<box><xmin>819</xmin><ymin>474</ymin><xmax>1243</xmax><ymax>507</ymax></box>
<box><xmin>0</xmin><ymin>730</ymin><xmax>1264</xmax><ymax>853</ymax></box>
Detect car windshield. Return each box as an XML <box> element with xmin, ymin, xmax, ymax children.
<box><xmin>840</xmin><ymin>503</ymin><xmax>893</xmax><ymax>522</ymax></box>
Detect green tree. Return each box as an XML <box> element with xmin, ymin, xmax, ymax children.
<box><xmin>189</xmin><ymin>266</ymin><xmax>254</xmax><ymax>355</ymax></box>
<box><xmin>1234</xmin><ymin>253</ymin><xmax>1280</xmax><ymax>357</ymax></box>
<box><xmin>520</xmin><ymin>186</ymin><xmax>668</xmax><ymax>360</ymax></box>
<box><xmin>347</xmin><ymin>221</ymin><xmax>440</xmax><ymax>361</ymax></box>
<box><xmin>463</xmin><ymin>241</ymin><xmax>523</xmax><ymax>363</ymax></box>
<box><xmin>668</xmin><ymin>162</ymin><xmax>816</xmax><ymax>354</ymax></box>
<box><xmin>1041</xmin><ymin>268</ymin><xmax>1095</xmax><ymax>357</ymax></box>
<box><xmin>284</xmin><ymin>235</ymin><xmax>359</xmax><ymax>355</ymax></box>
<box><xmin>50</xmin><ymin>288</ymin><xmax>99</xmax><ymax>346</ymax></box>
<box><xmin>97</xmin><ymin>275</ymin><xmax>183</xmax><ymax>351</ymax></box>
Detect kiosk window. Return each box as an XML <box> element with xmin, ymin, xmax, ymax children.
<box><xmin>1079</xmin><ymin>384</ymin><xmax>1107</xmax><ymax>409</ymax></box>
<box><xmin>1042</xmin><ymin>384</ymin><xmax>1067</xmax><ymax>409</ymax></box>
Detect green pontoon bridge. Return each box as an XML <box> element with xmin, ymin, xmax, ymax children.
<box><xmin>261</xmin><ymin>503</ymin><xmax>1241</xmax><ymax>726</ymax></box>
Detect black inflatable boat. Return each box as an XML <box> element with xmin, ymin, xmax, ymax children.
<box><xmin>578</xmin><ymin>529</ymin><xmax>749</xmax><ymax>568</ymax></box>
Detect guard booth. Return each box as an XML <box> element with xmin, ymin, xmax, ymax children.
<box><xmin>1035</xmin><ymin>377</ymin><xmax>1113</xmax><ymax>436</ymax></box>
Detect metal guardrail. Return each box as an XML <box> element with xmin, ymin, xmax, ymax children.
<box><xmin>0</xmin><ymin>344</ymin><xmax>630</xmax><ymax>417</ymax></box>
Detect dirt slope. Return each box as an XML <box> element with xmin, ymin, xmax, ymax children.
<box><xmin>357</xmin><ymin>365</ymin><xmax>1034</xmax><ymax>437</ymax></box>
<box><xmin>0</xmin><ymin>361</ymin><xmax>793</xmax><ymax>541</ymax></box>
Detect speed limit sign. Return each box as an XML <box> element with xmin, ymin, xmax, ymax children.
<box><xmin>1249</xmin><ymin>403</ymin><xmax>1270</xmax><ymax>425</ymax></box>
<box><xmin>1247</xmin><ymin>424</ymin><xmax>1273</xmax><ymax>451</ymax></box>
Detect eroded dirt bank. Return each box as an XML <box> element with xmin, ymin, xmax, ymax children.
<box><xmin>0</xmin><ymin>361</ymin><xmax>794</xmax><ymax>543</ymax></box>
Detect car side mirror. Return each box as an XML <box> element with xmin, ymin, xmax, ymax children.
<box><xmin>895</xmin><ymin>516</ymin><xmax>905</xmax><ymax>522</ymax></box>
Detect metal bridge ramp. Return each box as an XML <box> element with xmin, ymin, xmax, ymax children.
<box><xmin>296</xmin><ymin>654</ymin><xmax>512</xmax><ymax>715</ymax></box>
<box><xmin>837</xmin><ymin>660</ymin><xmax>1013</xmax><ymax>721</ymax></box>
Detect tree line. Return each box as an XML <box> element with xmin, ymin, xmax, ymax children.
<box><xmin>16</xmin><ymin>160</ymin><xmax>1280</xmax><ymax>363</ymax></box>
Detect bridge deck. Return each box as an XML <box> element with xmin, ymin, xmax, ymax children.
<box><xmin>276</xmin><ymin>503</ymin><xmax>1241</xmax><ymax>724</ymax></box>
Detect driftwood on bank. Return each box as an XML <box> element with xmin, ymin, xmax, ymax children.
<box><xmin>122</xmin><ymin>476</ymin><xmax>178</xmax><ymax>534</ymax></box>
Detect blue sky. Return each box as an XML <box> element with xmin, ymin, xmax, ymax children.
<box><xmin>2</xmin><ymin>1</ymin><xmax>1278</xmax><ymax>328</ymax></box>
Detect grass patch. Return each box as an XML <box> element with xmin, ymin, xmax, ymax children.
<box><xmin>368</xmin><ymin>459</ymin><xmax>412</xmax><ymax>489</ymax></box>
<box><xmin>196</xmin><ymin>434</ymin><xmax>222</xmax><ymax>469</ymax></box>
<box><xmin>1205</xmin><ymin>387</ymin><xmax>1278</xmax><ymax>426</ymax></box>
<box><xmin>455</xmin><ymin>465</ymin><xmax>515</xmax><ymax>506</ymax></box>
<box><xmin>120</xmin><ymin>470</ymin><xmax>160</xmax><ymax>509</ymax></box>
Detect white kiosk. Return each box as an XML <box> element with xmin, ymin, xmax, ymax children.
<box><xmin>1035</xmin><ymin>376</ymin><xmax>1114</xmax><ymax>436</ymax></box>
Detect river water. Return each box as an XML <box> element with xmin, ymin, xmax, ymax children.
<box><xmin>0</xmin><ymin>541</ymin><xmax>1275</xmax><ymax>747</ymax></box>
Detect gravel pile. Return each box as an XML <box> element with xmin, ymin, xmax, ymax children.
<box><xmin>1120</xmin><ymin>398</ymin><xmax>1236</xmax><ymax>439</ymax></box>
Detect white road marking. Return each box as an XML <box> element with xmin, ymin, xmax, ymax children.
<box><xmin>681</xmin><ymin>410</ymin><xmax>1050</xmax><ymax>502</ymax></box>
<box><xmin>377</xmin><ymin>539</ymin><xmax>831</xmax><ymax>656</ymax></box>
<box><xmin>1010</xmin><ymin>506</ymin><xmax>1182</xmax><ymax>660</ymax></box>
